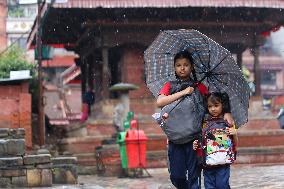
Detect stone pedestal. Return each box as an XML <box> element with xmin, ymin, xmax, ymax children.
<box><xmin>95</xmin><ymin>144</ymin><xmax>123</xmax><ymax>177</ymax></box>
<box><xmin>52</xmin><ymin>157</ymin><xmax>78</xmax><ymax>184</ymax></box>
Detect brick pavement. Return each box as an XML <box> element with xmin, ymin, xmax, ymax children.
<box><xmin>19</xmin><ymin>164</ymin><xmax>284</xmax><ymax>188</ymax></box>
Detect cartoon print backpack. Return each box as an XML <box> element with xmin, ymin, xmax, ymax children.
<box><xmin>200</xmin><ymin>118</ymin><xmax>236</xmax><ymax>166</ymax></box>
<box><xmin>159</xmin><ymin>80</ymin><xmax>206</xmax><ymax>144</ymax></box>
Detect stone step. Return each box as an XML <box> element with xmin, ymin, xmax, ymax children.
<box><xmin>241</xmin><ymin>118</ymin><xmax>280</xmax><ymax>130</ymax></box>
<box><xmin>147</xmin><ymin>130</ymin><xmax>284</xmax><ymax>149</ymax></box>
<box><xmin>86</xmin><ymin>119</ymin><xmax>164</xmax><ymax>136</ymax></box>
<box><xmin>149</xmin><ymin>146</ymin><xmax>284</xmax><ymax>166</ymax></box>
<box><xmin>238</xmin><ymin>129</ymin><xmax>284</xmax><ymax>147</ymax></box>
<box><xmin>146</xmin><ymin>146</ymin><xmax>284</xmax><ymax>166</ymax></box>
<box><xmin>86</xmin><ymin>117</ymin><xmax>281</xmax><ymax>139</ymax></box>
<box><xmin>72</xmin><ymin>150</ymin><xmax>167</xmax><ymax>175</ymax></box>
<box><xmin>86</xmin><ymin>120</ymin><xmax>116</xmax><ymax>136</ymax></box>
<box><xmin>75</xmin><ymin>153</ymin><xmax>97</xmax><ymax>166</ymax></box>
<box><xmin>74</xmin><ymin>145</ymin><xmax>284</xmax><ymax>175</ymax></box>
<box><xmin>236</xmin><ymin>146</ymin><xmax>284</xmax><ymax>164</ymax></box>
<box><xmin>59</xmin><ymin>128</ymin><xmax>284</xmax><ymax>155</ymax></box>
<box><xmin>59</xmin><ymin>134</ymin><xmax>167</xmax><ymax>155</ymax></box>
<box><xmin>59</xmin><ymin>135</ymin><xmax>111</xmax><ymax>154</ymax></box>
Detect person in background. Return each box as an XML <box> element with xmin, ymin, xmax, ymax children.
<box><xmin>80</xmin><ymin>86</ymin><xmax>95</xmax><ymax>123</ymax></box>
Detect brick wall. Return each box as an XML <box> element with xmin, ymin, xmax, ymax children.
<box><xmin>121</xmin><ymin>49</ymin><xmax>153</xmax><ymax>99</ymax></box>
<box><xmin>0</xmin><ymin>82</ymin><xmax>32</xmax><ymax>148</ymax></box>
<box><xmin>121</xmin><ymin>49</ymin><xmax>157</xmax><ymax>117</ymax></box>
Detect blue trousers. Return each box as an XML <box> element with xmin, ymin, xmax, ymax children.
<box><xmin>203</xmin><ymin>165</ymin><xmax>231</xmax><ymax>189</ymax></box>
<box><xmin>168</xmin><ymin>141</ymin><xmax>200</xmax><ymax>189</ymax></box>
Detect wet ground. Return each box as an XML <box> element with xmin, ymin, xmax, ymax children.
<box><xmin>26</xmin><ymin>164</ymin><xmax>284</xmax><ymax>189</ymax></box>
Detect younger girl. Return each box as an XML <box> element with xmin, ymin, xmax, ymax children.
<box><xmin>193</xmin><ymin>92</ymin><xmax>238</xmax><ymax>189</ymax></box>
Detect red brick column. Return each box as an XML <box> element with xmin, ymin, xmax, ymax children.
<box><xmin>20</xmin><ymin>94</ymin><xmax>32</xmax><ymax>148</ymax></box>
<box><xmin>121</xmin><ymin>50</ymin><xmax>152</xmax><ymax>99</ymax></box>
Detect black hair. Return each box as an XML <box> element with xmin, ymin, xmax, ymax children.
<box><xmin>206</xmin><ymin>92</ymin><xmax>231</xmax><ymax>114</ymax></box>
<box><xmin>174</xmin><ymin>50</ymin><xmax>198</xmax><ymax>81</ymax></box>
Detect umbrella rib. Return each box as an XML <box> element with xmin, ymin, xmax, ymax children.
<box><xmin>194</xmin><ymin>50</ymin><xmax>209</xmax><ymax>71</ymax></box>
<box><xmin>208</xmin><ymin>49</ymin><xmax>211</xmax><ymax>70</ymax></box>
<box><xmin>210</xmin><ymin>54</ymin><xmax>230</xmax><ymax>73</ymax></box>
<box><xmin>208</xmin><ymin>77</ymin><xmax>222</xmax><ymax>92</ymax></box>
<box><xmin>193</xmin><ymin>36</ymin><xmax>210</xmax><ymax>70</ymax></box>
<box><xmin>200</xmin><ymin>35</ymin><xmax>211</xmax><ymax>70</ymax></box>
<box><xmin>207</xmin><ymin>77</ymin><xmax>221</xmax><ymax>91</ymax></box>
<box><xmin>198</xmin><ymin>53</ymin><xmax>229</xmax><ymax>84</ymax></box>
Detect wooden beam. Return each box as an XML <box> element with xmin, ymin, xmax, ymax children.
<box><xmin>91</xmin><ymin>29</ymin><xmax>259</xmax><ymax>51</ymax></box>
<box><xmin>84</xmin><ymin>20</ymin><xmax>276</xmax><ymax>29</ymax></box>
<box><xmin>27</xmin><ymin>2</ymin><xmax>49</xmax><ymax>49</ymax></box>
<box><xmin>102</xmin><ymin>47</ymin><xmax>110</xmax><ymax>99</ymax></box>
<box><xmin>252</xmin><ymin>45</ymin><xmax>261</xmax><ymax>96</ymax></box>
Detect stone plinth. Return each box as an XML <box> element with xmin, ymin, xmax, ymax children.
<box><xmin>95</xmin><ymin>144</ymin><xmax>123</xmax><ymax>177</ymax></box>
<box><xmin>52</xmin><ymin>157</ymin><xmax>78</xmax><ymax>184</ymax></box>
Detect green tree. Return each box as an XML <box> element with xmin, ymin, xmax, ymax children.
<box><xmin>0</xmin><ymin>46</ymin><xmax>36</xmax><ymax>78</ymax></box>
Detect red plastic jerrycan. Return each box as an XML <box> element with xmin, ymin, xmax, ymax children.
<box><xmin>125</xmin><ymin>129</ymin><xmax>148</xmax><ymax>168</ymax></box>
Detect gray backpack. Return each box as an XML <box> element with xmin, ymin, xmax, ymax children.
<box><xmin>160</xmin><ymin>80</ymin><xmax>205</xmax><ymax>144</ymax></box>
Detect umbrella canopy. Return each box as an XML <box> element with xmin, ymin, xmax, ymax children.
<box><xmin>144</xmin><ymin>29</ymin><xmax>250</xmax><ymax>127</ymax></box>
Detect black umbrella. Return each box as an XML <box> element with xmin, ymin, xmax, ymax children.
<box><xmin>144</xmin><ymin>29</ymin><xmax>250</xmax><ymax>127</ymax></box>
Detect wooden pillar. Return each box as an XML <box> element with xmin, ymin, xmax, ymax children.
<box><xmin>102</xmin><ymin>47</ymin><xmax>110</xmax><ymax>99</ymax></box>
<box><xmin>80</xmin><ymin>57</ymin><xmax>87</xmax><ymax>100</ymax></box>
<box><xmin>236</xmin><ymin>52</ymin><xmax>242</xmax><ymax>69</ymax></box>
<box><xmin>93</xmin><ymin>58</ymin><xmax>103</xmax><ymax>102</ymax></box>
<box><xmin>87</xmin><ymin>55</ymin><xmax>94</xmax><ymax>90</ymax></box>
<box><xmin>252</xmin><ymin>45</ymin><xmax>261</xmax><ymax>96</ymax></box>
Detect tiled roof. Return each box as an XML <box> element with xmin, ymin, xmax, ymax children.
<box><xmin>54</xmin><ymin>0</ymin><xmax>284</xmax><ymax>9</ymax></box>
<box><xmin>61</xmin><ymin>64</ymin><xmax>81</xmax><ymax>85</ymax></box>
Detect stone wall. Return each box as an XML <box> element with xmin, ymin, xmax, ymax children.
<box><xmin>0</xmin><ymin>128</ymin><xmax>52</xmax><ymax>187</ymax></box>
<box><xmin>122</xmin><ymin>49</ymin><xmax>153</xmax><ymax>99</ymax></box>
<box><xmin>0</xmin><ymin>128</ymin><xmax>78</xmax><ymax>188</ymax></box>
